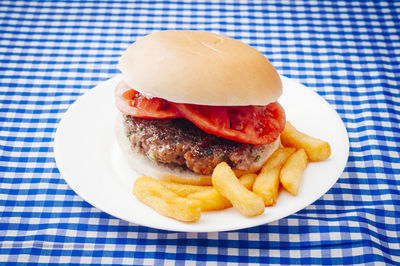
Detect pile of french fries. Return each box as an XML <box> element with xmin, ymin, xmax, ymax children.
<box><xmin>133</xmin><ymin>121</ymin><xmax>331</xmax><ymax>222</ymax></box>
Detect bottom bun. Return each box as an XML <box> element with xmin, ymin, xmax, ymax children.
<box><xmin>115</xmin><ymin>113</ymin><xmax>280</xmax><ymax>185</ymax></box>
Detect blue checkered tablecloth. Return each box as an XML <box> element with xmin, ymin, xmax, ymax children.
<box><xmin>1</xmin><ymin>0</ymin><xmax>399</xmax><ymax>264</ymax></box>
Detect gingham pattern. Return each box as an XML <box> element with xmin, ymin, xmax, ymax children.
<box><xmin>1</xmin><ymin>0</ymin><xmax>399</xmax><ymax>264</ymax></box>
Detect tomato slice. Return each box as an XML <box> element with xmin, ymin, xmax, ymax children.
<box><xmin>115</xmin><ymin>81</ymin><xmax>181</xmax><ymax>118</ymax></box>
<box><xmin>175</xmin><ymin>103</ymin><xmax>285</xmax><ymax>145</ymax></box>
<box><xmin>115</xmin><ymin>81</ymin><xmax>285</xmax><ymax>144</ymax></box>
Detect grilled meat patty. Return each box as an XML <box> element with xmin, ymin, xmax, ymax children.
<box><xmin>124</xmin><ymin>115</ymin><xmax>269</xmax><ymax>175</ymax></box>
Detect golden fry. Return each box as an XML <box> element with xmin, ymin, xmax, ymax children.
<box><xmin>280</xmin><ymin>148</ymin><xmax>308</xmax><ymax>196</ymax></box>
<box><xmin>159</xmin><ymin>179</ymin><xmax>212</xmax><ymax>197</ymax></box>
<box><xmin>188</xmin><ymin>173</ymin><xmax>257</xmax><ymax>211</ymax></box>
<box><xmin>281</xmin><ymin>121</ymin><xmax>331</xmax><ymax>162</ymax></box>
<box><xmin>133</xmin><ymin>176</ymin><xmax>201</xmax><ymax>222</ymax></box>
<box><xmin>212</xmin><ymin>162</ymin><xmax>264</xmax><ymax>217</ymax></box>
<box><xmin>253</xmin><ymin>147</ymin><xmax>296</xmax><ymax>206</ymax></box>
<box><xmin>238</xmin><ymin>173</ymin><xmax>257</xmax><ymax>190</ymax></box>
<box><xmin>188</xmin><ymin>188</ymin><xmax>232</xmax><ymax>211</ymax></box>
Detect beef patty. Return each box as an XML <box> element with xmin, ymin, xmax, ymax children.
<box><xmin>123</xmin><ymin>115</ymin><xmax>270</xmax><ymax>175</ymax></box>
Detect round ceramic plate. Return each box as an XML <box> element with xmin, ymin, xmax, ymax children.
<box><xmin>54</xmin><ymin>75</ymin><xmax>349</xmax><ymax>232</ymax></box>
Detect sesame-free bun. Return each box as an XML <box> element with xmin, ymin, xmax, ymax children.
<box><xmin>118</xmin><ymin>30</ymin><xmax>282</xmax><ymax>106</ymax></box>
<box><xmin>115</xmin><ymin>114</ymin><xmax>280</xmax><ymax>185</ymax></box>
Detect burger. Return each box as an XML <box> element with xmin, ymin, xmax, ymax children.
<box><xmin>115</xmin><ymin>30</ymin><xmax>285</xmax><ymax>185</ymax></box>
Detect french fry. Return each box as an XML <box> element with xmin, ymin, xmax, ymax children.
<box><xmin>188</xmin><ymin>188</ymin><xmax>232</xmax><ymax>211</ymax></box>
<box><xmin>281</xmin><ymin>121</ymin><xmax>331</xmax><ymax>162</ymax></box>
<box><xmin>253</xmin><ymin>147</ymin><xmax>296</xmax><ymax>206</ymax></box>
<box><xmin>239</xmin><ymin>173</ymin><xmax>257</xmax><ymax>190</ymax></box>
<box><xmin>212</xmin><ymin>162</ymin><xmax>264</xmax><ymax>217</ymax></box>
<box><xmin>188</xmin><ymin>173</ymin><xmax>257</xmax><ymax>211</ymax></box>
<box><xmin>133</xmin><ymin>176</ymin><xmax>201</xmax><ymax>222</ymax></box>
<box><xmin>280</xmin><ymin>148</ymin><xmax>308</xmax><ymax>196</ymax></box>
<box><xmin>159</xmin><ymin>180</ymin><xmax>212</xmax><ymax>197</ymax></box>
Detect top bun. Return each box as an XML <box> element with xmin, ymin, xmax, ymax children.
<box><xmin>118</xmin><ymin>30</ymin><xmax>282</xmax><ymax>106</ymax></box>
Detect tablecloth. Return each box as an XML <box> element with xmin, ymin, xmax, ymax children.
<box><xmin>1</xmin><ymin>0</ymin><xmax>399</xmax><ymax>264</ymax></box>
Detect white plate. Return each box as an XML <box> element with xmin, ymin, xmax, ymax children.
<box><xmin>54</xmin><ymin>75</ymin><xmax>349</xmax><ymax>232</ymax></box>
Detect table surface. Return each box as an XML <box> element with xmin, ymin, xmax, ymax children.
<box><xmin>1</xmin><ymin>0</ymin><xmax>399</xmax><ymax>265</ymax></box>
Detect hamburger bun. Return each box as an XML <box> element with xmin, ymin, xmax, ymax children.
<box><xmin>118</xmin><ymin>30</ymin><xmax>282</xmax><ymax>106</ymax></box>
